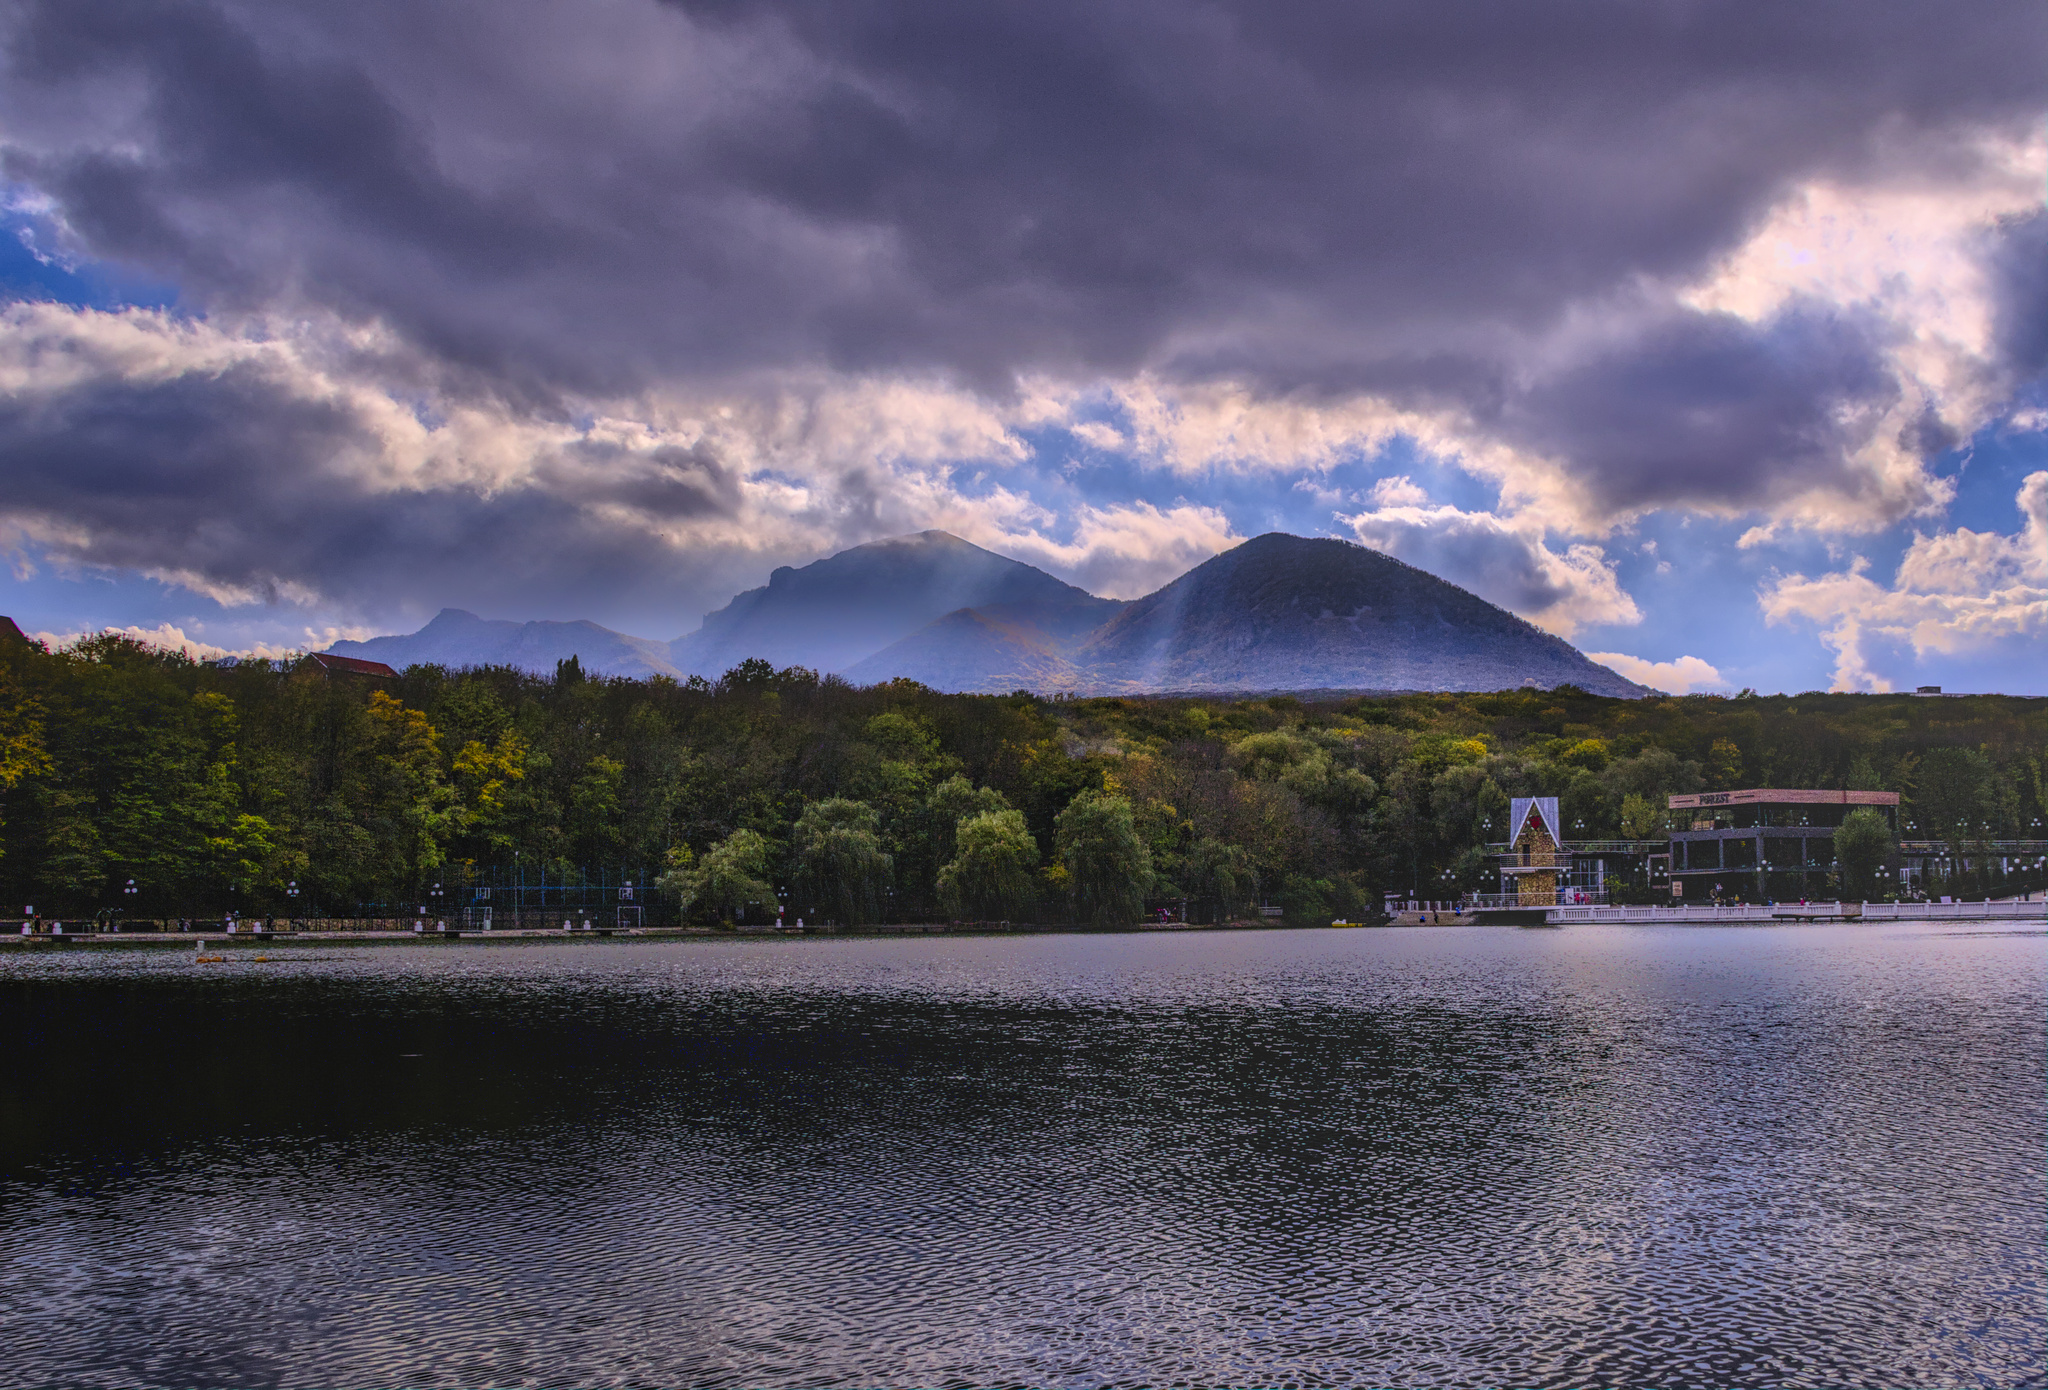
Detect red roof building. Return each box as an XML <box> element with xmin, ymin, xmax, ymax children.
<box><xmin>309</xmin><ymin>652</ymin><xmax>399</xmax><ymax>679</ymax></box>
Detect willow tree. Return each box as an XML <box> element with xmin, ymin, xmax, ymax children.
<box><xmin>938</xmin><ymin>808</ymin><xmax>1038</xmax><ymax>921</ymax></box>
<box><xmin>793</xmin><ymin>797</ymin><xmax>893</xmax><ymax>925</ymax></box>
<box><xmin>659</xmin><ymin>829</ymin><xmax>775</xmax><ymax>924</ymax></box>
<box><xmin>1055</xmin><ymin>790</ymin><xmax>1153</xmax><ymax>927</ymax></box>
<box><xmin>1834</xmin><ymin>808</ymin><xmax>1894</xmax><ymax>901</ymax></box>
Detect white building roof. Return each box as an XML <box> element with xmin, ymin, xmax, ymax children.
<box><xmin>1509</xmin><ymin>796</ymin><xmax>1563</xmax><ymax>847</ymax></box>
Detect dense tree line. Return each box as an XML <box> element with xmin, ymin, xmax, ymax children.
<box><xmin>0</xmin><ymin>632</ymin><xmax>2042</xmax><ymax>922</ymax></box>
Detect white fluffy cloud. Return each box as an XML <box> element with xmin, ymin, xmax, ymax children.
<box><xmin>1341</xmin><ymin>502</ymin><xmax>1640</xmax><ymax>637</ymax></box>
<box><xmin>0</xmin><ymin>302</ymin><xmax>1247</xmax><ymax>627</ymax></box>
<box><xmin>1683</xmin><ymin>139</ymin><xmax>2045</xmax><ymax>542</ymax></box>
<box><xmin>1368</xmin><ymin>475</ymin><xmax>1431</xmax><ymax>508</ymax></box>
<box><xmin>1760</xmin><ymin>471</ymin><xmax>2048</xmax><ymax>690</ymax></box>
<box><xmin>1584</xmin><ymin>652</ymin><xmax>1725</xmax><ymax>695</ymax></box>
<box><xmin>1017</xmin><ymin>139</ymin><xmax>2048</xmax><ymax>551</ymax></box>
<box><xmin>971</xmin><ymin>501</ymin><xmax>1242</xmax><ymax>600</ymax></box>
<box><xmin>27</xmin><ymin>623</ymin><xmax>315</xmax><ymax>662</ymax></box>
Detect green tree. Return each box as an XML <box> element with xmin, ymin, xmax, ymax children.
<box><xmin>937</xmin><ymin>808</ymin><xmax>1039</xmax><ymax>920</ymax></box>
<box><xmin>1184</xmin><ymin>835</ymin><xmax>1255</xmax><ymax>921</ymax></box>
<box><xmin>569</xmin><ymin>754</ymin><xmax>626</xmax><ymax>863</ymax></box>
<box><xmin>1601</xmin><ymin>746</ymin><xmax>1699</xmax><ymax>808</ymax></box>
<box><xmin>659</xmin><ymin>830</ymin><xmax>776</xmax><ymax>923</ymax></box>
<box><xmin>1915</xmin><ymin>746</ymin><xmax>1994</xmax><ymax>892</ymax></box>
<box><xmin>1055</xmin><ymin>789</ymin><xmax>1153</xmax><ymax>926</ymax></box>
<box><xmin>41</xmin><ymin>786</ymin><xmax>108</xmax><ymax>904</ymax></box>
<box><xmin>1915</xmin><ymin>747</ymin><xmax>1993</xmax><ymax>846</ymax></box>
<box><xmin>453</xmin><ymin>727</ymin><xmax>530</xmax><ymax>854</ymax></box>
<box><xmin>1834</xmin><ymin>807</ymin><xmax>1893</xmax><ymax>901</ymax></box>
<box><xmin>1279</xmin><ymin>872</ymin><xmax>1365</xmax><ymax>927</ymax></box>
<box><xmin>1472</xmin><ymin>777</ymin><xmax>1511</xmax><ymax>844</ymax></box>
<box><xmin>1232</xmin><ymin>730</ymin><xmax>1375</xmax><ymax>812</ymax></box>
<box><xmin>1706</xmin><ymin>738</ymin><xmax>1744</xmax><ymax>789</ymax></box>
<box><xmin>1557</xmin><ymin>738</ymin><xmax>1610</xmax><ymax>772</ymax></box>
<box><xmin>926</xmin><ymin>775</ymin><xmax>1011</xmax><ymax>864</ymax></box>
<box><xmin>0</xmin><ymin>666</ymin><xmax>49</xmax><ymax>866</ymax></box>
<box><xmin>1449</xmin><ymin>843</ymin><xmax>1494</xmax><ymax>893</ymax></box>
<box><xmin>1620</xmin><ymin>793</ymin><xmax>1663</xmax><ymax>840</ymax></box>
<box><xmin>792</xmin><ymin>797</ymin><xmax>893</xmax><ymax>925</ymax></box>
<box><xmin>365</xmin><ymin>690</ymin><xmax>460</xmax><ymax>886</ymax></box>
<box><xmin>205</xmin><ymin>812</ymin><xmax>282</xmax><ymax>895</ymax></box>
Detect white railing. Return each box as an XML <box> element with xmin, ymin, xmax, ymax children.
<box><xmin>1542</xmin><ymin>899</ymin><xmax>2044</xmax><ymax>925</ymax></box>
<box><xmin>1467</xmin><ymin>891</ymin><xmax>1608</xmax><ymax>910</ymax></box>
<box><xmin>1855</xmin><ymin>899</ymin><xmax>2045</xmax><ymax>919</ymax></box>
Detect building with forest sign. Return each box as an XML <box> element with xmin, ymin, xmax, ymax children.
<box><xmin>1663</xmin><ymin>788</ymin><xmax>1899</xmax><ymax>900</ymax></box>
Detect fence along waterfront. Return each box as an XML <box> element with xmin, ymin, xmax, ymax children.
<box><xmin>1544</xmin><ymin>899</ymin><xmax>2043</xmax><ymax>924</ymax></box>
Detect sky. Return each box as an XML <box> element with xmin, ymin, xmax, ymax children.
<box><xmin>0</xmin><ymin>0</ymin><xmax>2043</xmax><ymax>695</ymax></box>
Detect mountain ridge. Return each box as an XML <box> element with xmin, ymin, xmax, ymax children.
<box><xmin>322</xmin><ymin>530</ymin><xmax>1651</xmax><ymax>696</ymax></box>
<box><xmin>669</xmin><ymin>529</ymin><xmax>1095</xmax><ymax>676</ymax></box>
<box><xmin>329</xmin><ymin>608</ymin><xmax>681</xmax><ymax>679</ymax></box>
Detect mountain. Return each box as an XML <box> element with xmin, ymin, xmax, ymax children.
<box><xmin>326</xmin><ymin>609</ymin><xmax>682</xmax><ymax>679</ymax></box>
<box><xmin>1072</xmin><ymin>533</ymin><xmax>1647</xmax><ymax>696</ymax></box>
<box><xmin>841</xmin><ymin>593</ymin><xmax>1127</xmax><ymax>692</ymax></box>
<box><xmin>668</xmin><ymin>530</ymin><xmax>1097</xmax><ymax>676</ymax></box>
<box><xmin>318</xmin><ymin>530</ymin><xmax>1649</xmax><ymax>697</ymax></box>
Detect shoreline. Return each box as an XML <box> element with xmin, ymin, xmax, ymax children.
<box><xmin>4</xmin><ymin>905</ymin><xmax>2040</xmax><ymax>950</ymax></box>
<box><xmin>0</xmin><ymin>920</ymin><xmax>1284</xmax><ymax>948</ymax></box>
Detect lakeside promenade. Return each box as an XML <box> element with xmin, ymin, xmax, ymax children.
<box><xmin>6</xmin><ymin>897</ymin><xmax>2039</xmax><ymax>948</ymax></box>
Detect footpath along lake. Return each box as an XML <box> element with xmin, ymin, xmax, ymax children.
<box><xmin>1</xmin><ymin>924</ymin><xmax>2042</xmax><ymax>1388</ymax></box>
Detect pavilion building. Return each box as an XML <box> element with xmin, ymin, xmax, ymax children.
<box><xmin>1664</xmin><ymin>788</ymin><xmax>1898</xmax><ymax>900</ymax></box>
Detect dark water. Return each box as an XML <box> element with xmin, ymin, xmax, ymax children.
<box><xmin>1</xmin><ymin>925</ymin><xmax>2042</xmax><ymax>1389</ymax></box>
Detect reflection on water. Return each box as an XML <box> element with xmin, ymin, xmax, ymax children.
<box><xmin>1</xmin><ymin>925</ymin><xmax>2042</xmax><ymax>1388</ymax></box>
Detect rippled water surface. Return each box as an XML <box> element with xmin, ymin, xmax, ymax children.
<box><xmin>2</xmin><ymin>924</ymin><xmax>2042</xmax><ymax>1388</ymax></box>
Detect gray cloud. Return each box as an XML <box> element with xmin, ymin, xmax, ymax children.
<box><xmin>1343</xmin><ymin>504</ymin><xmax>1638</xmax><ymax>637</ymax></box>
<box><xmin>0</xmin><ymin>341</ymin><xmax>754</xmax><ymax>629</ymax></box>
<box><xmin>3</xmin><ymin>0</ymin><xmax>2041</xmax><ymax>400</ymax></box>
<box><xmin>1987</xmin><ymin>209</ymin><xmax>2048</xmax><ymax>378</ymax></box>
<box><xmin>0</xmin><ymin>0</ymin><xmax>2044</xmax><ymax>640</ymax></box>
<box><xmin>1489</xmin><ymin>301</ymin><xmax>1903</xmax><ymax>516</ymax></box>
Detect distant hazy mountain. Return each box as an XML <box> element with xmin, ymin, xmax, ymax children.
<box><xmin>327</xmin><ymin>609</ymin><xmax>682</xmax><ymax>679</ymax></box>
<box><xmin>668</xmin><ymin>530</ymin><xmax>1095</xmax><ymax>676</ymax></box>
<box><xmin>1074</xmin><ymin>533</ymin><xmax>1647</xmax><ymax>696</ymax></box>
<box><xmin>321</xmin><ymin>530</ymin><xmax>1649</xmax><ymax>697</ymax></box>
<box><xmin>842</xmin><ymin>594</ymin><xmax>1127</xmax><ymax>692</ymax></box>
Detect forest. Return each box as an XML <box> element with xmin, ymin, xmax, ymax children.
<box><xmin>0</xmin><ymin>630</ymin><xmax>2042</xmax><ymax>924</ymax></box>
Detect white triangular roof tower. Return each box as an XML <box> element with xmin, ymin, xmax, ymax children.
<box><xmin>1508</xmin><ymin>796</ymin><xmax>1563</xmax><ymax>846</ymax></box>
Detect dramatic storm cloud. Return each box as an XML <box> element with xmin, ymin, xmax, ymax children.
<box><xmin>0</xmin><ymin>0</ymin><xmax>2043</xmax><ymax>690</ymax></box>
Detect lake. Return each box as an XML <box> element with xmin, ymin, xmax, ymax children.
<box><xmin>1</xmin><ymin>924</ymin><xmax>2042</xmax><ymax>1388</ymax></box>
